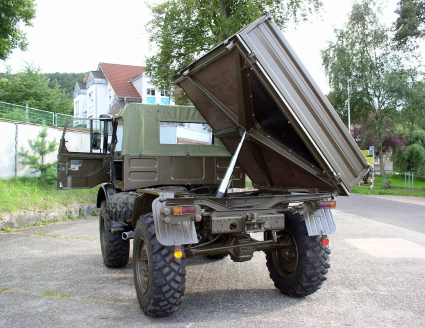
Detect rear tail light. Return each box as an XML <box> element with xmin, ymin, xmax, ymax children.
<box><xmin>173</xmin><ymin>205</ymin><xmax>196</xmax><ymax>215</ymax></box>
<box><xmin>318</xmin><ymin>201</ymin><xmax>336</xmax><ymax>209</ymax></box>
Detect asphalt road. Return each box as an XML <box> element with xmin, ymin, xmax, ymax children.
<box><xmin>337</xmin><ymin>194</ymin><xmax>425</xmax><ymax>233</ymax></box>
<box><xmin>1</xmin><ymin>196</ymin><xmax>425</xmax><ymax>327</ymax></box>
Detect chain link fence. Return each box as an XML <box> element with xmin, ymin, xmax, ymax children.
<box><xmin>0</xmin><ymin>101</ymin><xmax>74</xmax><ymax>128</ymax></box>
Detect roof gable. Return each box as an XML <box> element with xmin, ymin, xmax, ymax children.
<box><xmin>98</xmin><ymin>63</ymin><xmax>145</xmax><ymax>98</ymax></box>
<box><xmin>73</xmin><ymin>81</ymin><xmax>87</xmax><ymax>98</ymax></box>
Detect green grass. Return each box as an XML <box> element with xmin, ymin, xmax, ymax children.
<box><xmin>41</xmin><ymin>291</ymin><xmax>71</xmax><ymax>298</ymax></box>
<box><xmin>245</xmin><ymin>177</ymin><xmax>253</xmax><ymax>187</ymax></box>
<box><xmin>247</xmin><ymin>173</ymin><xmax>425</xmax><ymax>197</ymax></box>
<box><xmin>0</xmin><ymin>178</ymin><xmax>97</xmax><ymax>214</ymax></box>
<box><xmin>352</xmin><ymin>173</ymin><xmax>425</xmax><ymax>196</ymax></box>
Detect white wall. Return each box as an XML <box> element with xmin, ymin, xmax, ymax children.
<box><xmin>107</xmin><ymin>82</ymin><xmax>117</xmax><ymax>110</ymax></box>
<box><xmin>2</xmin><ymin>122</ymin><xmax>17</xmax><ymax>178</ymax></box>
<box><xmin>73</xmin><ymin>93</ymin><xmax>86</xmax><ymax>117</ymax></box>
<box><xmin>131</xmin><ymin>77</ymin><xmax>143</xmax><ymax>96</ymax></box>
<box><xmin>95</xmin><ymin>83</ymin><xmax>108</xmax><ymax>118</ymax></box>
<box><xmin>86</xmin><ymin>84</ymin><xmax>95</xmax><ymax>118</ymax></box>
<box><xmin>0</xmin><ymin>121</ymin><xmax>83</xmax><ymax>179</ymax></box>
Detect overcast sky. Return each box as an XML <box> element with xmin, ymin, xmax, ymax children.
<box><xmin>1</xmin><ymin>0</ymin><xmax>402</xmax><ymax>94</ymax></box>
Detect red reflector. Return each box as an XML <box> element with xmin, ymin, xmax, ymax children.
<box><xmin>319</xmin><ymin>201</ymin><xmax>336</xmax><ymax>209</ymax></box>
<box><xmin>173</xmin><ymin>205</ymin><xmax>196</xmax><ymax>215</ymax></box>
<box><xmin>321</xmin><ymin>238</ymin><xmax>329</xmax><ymax>246</ymax></box>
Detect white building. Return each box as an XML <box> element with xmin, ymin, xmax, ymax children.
<box><xmin>73</xmin><ymin>63</ymin><xmax>174</xmax><ymax>118</ymax></box>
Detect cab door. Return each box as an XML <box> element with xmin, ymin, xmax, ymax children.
<box><xmin>57</xmin><ymin>117</ymin><xmax>114</xmax><ymax>189</ymax></box>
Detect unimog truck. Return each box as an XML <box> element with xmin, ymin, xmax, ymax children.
<box><xmin>58</xmin><ymin>13</ymin><xmax>370</xmax><ymax>317</ymax></box>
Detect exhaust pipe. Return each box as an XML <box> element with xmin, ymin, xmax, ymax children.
<box><xmin>122</xmin><ymin>231</ymin><xmax>135</xmax><ymax>240</ymax></box>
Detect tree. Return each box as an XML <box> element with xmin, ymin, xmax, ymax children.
<box><xmin>393</xmin><ymin>0</ymin><xmax>425</xmax><ymax>46</ymax></box>
<box><xmin>0</xmin><ymin>0</ymin><xmax>36</xmax><ymax>60</ymax></box>
<box><xmin>321</xmin><ymin>0</ymin><xmax>420</xmax><ymax>188</ymax></box>
<box><xmin>392</xmin><ymin>127</ymin><xmax>425</xmax><ymax>174</ymax></box>
<box><xmin>46</xmin><ymin>72</ymin><xmax>87</xmax><ymax>98</ymax></box>
<box><xmin>19</xmin><ymin>127</ymin><xmax>58</xmax><ymax>184</ymax></box>
<box><xmin>146</xmin><ymin>0</ymin><xmax>322</xmax><ymax>91</ymax></box>
<box><xmin>0</xmin><ymin>64</ymin><xmax>73</xmax><ymax>114</ymax></box>
<box><xmin>399</xmin><ymin>80</ymin><xmax>425</xmax><ymax>129</ymax></box>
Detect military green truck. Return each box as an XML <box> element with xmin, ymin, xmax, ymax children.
<box><xmin>58</xmin><ymin>13</ymin><xmax>369</xmax><ymax>317</ymax></box>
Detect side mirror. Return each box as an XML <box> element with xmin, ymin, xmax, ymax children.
<box><xmin>91</xmin><ymin>132</ymin><xmax>102</xmax><ymax>150</ymax></box>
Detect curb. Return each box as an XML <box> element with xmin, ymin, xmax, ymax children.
<box><xmin>0</xmin><ymin>204</ymin><xmax>98</xmax><ymax>230</ymax></box>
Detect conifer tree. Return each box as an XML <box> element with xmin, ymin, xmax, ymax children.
<box><xmin>19</xmin><ymin>127</ymin><xmax>58</xmax><ymax>183</ymax></box>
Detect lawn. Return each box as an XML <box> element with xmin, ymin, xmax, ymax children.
<box><xmin>351</xmin><ymin>173</ymin><xmax>425</xmax><ymax>197</ymax></box>
<box><xmin>1</xmin><ymin>174</ymin><xmax>423</xmax><ymax>215</ymax></box>
<box><xmin>0</xmin><ymin>178</ymin><xmax>97</xmax><ymax>214</ymax></box>
<box><xmin>246</xmin><ymin>174</ymin><xmax>425</xmax><ymax>197</ymax></box>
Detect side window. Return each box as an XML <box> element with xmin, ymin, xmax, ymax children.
<box><xmin>115</xmin><ymin>124</ymin><xmax>123</xmax><ymax>151</ymax></box>
<box><xmin>63</xmin><ymin>119</ymin><xmax>113</xmax><ymax>153</ymax></box>
<box><xmin>160</xmin><ymin>122</ymin><xmax>213</xmax><ymax>145</ymax></box>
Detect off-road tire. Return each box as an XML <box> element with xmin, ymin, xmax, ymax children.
<box><xmin>133</xmin><ymin>213</ymin><xmax>186</xmax><ymax>317</ymax></box>
<box><xmin>265</xmin><ymin>212</ymin><xmax>331</xmax><ymax>297</ymax></box>
<box><xmin>99</xmin><ymin>200</ymin><xmax>130</xmax><ymax>268</ymax></box>
<box><xmin>106</xmin><ymin>192</ymin><xmax>136</xmax><ymax>223</ymax></box>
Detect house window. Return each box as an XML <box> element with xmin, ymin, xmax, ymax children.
<box><xmin>146</xmin><ymin>97</ymin><xmax>156</xmax><ymax>104</ymax></box>
<box><xmin>108</xmin><ymin>89</ymin><xmax>112</xmax><ymax>103</ymax></box>
<box><xmin>75</xmin><ymin>101</ymin><xmax>79</xmax><ymax>116</ymax></box>
<box><xmin>160</xmin><ymin>90</ymin><xmax>170</xmax><ymax>97</ymax></box>
<box><xmin>160</xmin><ymin>98</ymin><xmax>170</xmax><ymax>105</ymax></box>
<box><xmin>147</xmin><ymin>88</ymin><xmax>155</xmax><ymax>96</ymax></box>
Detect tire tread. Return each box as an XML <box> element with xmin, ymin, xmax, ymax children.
<box><xmin>266</xmin><ymin>212</ymin><xmax>331</xmax><ymax>297</ymax></box>
<box><xmin>134</xmin><ymin>213</ymin><xmax>186</xmax><ymax>317</ymax></box>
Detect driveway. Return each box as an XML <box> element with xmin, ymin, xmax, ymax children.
<box><xmin>1</xmin><ymin>200</ymin><xmax>425</xmax><ymax>327</ymax></box>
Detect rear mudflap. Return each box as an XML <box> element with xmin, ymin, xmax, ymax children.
<box><xmin>302</xmin><ymin>203</ymin><xmax>336</xmax><ymax>236</ymax></box>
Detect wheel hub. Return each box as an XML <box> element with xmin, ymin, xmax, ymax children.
<box><xmin>136</xmin><ymin>238</ymin><xmax>149</xmax><ymax>294</ymax></box>
<box><xmin>272</xmin><ymin>231</ymin><xmax>298</xmax><ymax>277</ymax></box>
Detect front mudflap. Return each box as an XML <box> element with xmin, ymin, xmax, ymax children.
<box><xmin>152</xmin><ymin>194</ymin><xmax>198</xmax><ymax>246</ymax></box>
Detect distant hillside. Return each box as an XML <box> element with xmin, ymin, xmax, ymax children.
<box><xmin>0</xmin><ymin>72</ymin><xmax>86</xmax><ymax>99</ymax></box>
<box><xmin>46</xmin><ymin>72</ymin><xmax>87</xmax><ymax>98</ymax></box>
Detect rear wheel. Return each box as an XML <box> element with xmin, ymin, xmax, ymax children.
<box><xmin>133</xmin><ymin>213</ymin><xmax>186</xmax><ymax>316</ymax></box>
<box><xmin>265</xmin><ymin>212</ymin><xmax>331</xmax><ymax>297</ymax></box>
<box><xmin>99</xmin><ymin>200</ymin><xmax>130</xmax><ymax>268</ymax></box>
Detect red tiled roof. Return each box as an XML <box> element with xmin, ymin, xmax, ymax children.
<box><xmin>98</xmin><ymin>63</ymin><xmax>145</xmax><ymax>98</ymax></box>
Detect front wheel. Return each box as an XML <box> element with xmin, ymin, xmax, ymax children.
<box><xmin>133</xmin><ymin>213</ymin><xmax>186</xmax><ymax>316</ymax></box>
<box><xmin>99</xmin><ymin>200</ymin><xmax>130</xmax><ymax>268</ymax></box>
<box><xmin>265</xmin><ymin>212</ymin><xmax>331</xmax><ymax>297</ymax></box>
